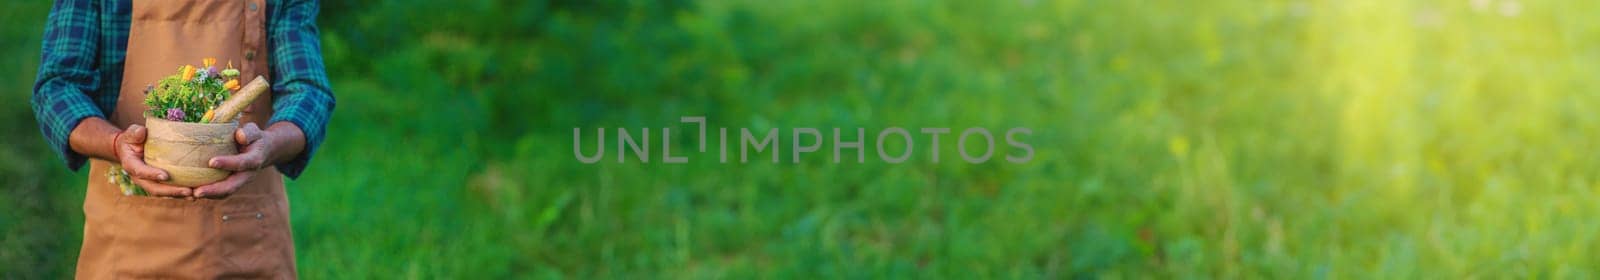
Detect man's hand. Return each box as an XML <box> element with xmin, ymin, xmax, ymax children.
<box><xmin>116</xmin><ymin>124</ymin><xmax>193</xmax><ymax>198</ymax></box>
<box><xmin>195</xmin><ymin>121</ymin><xmax>306</xmax><ymax>198</ymax></box>
<box><xmin>196</xmin><ymin>123</ymin><xmax>269</xmax><ymax>198</ymax></box>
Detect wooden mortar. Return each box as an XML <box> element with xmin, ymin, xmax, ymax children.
<box><xmin>141</xmin><ymin>75</ymin><xmax>270</xmax><ymax>187</ymax></box>
<box><xmin>143</xmin><ymin>117</ymin><xmax>237</xmax><ymax>187</ymax></box>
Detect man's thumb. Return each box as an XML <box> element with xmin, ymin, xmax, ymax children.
<box><xmin>122</xmin><ymin>124</ymin><xmax>147</xmax><ymax>144</ymax></box>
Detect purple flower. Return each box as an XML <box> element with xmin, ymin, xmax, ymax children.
<box><xmin>165</xmin><ymin>108</ymin><xmax>185</xmax><ymax>121</ymax></box>
<box><xmin>206</xmin><ymin>66</ymin><xmax>220</xmax><ymax>79</ymax></box>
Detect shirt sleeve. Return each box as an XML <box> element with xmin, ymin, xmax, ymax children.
<box><xmin>32</xmin><ymin>0</ymin><xmax>105</xmax><ymax>172</ymax></box>
<box><xmin>267</xmin><ymin>0</ymin><xmax>335</xmax><ymax>179</ymax></box>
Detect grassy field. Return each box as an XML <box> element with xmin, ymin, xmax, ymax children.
<box><xmin>4</xmin><ymin>0</ymin><xmax>1600</xmax><ymax>278</ymax></box>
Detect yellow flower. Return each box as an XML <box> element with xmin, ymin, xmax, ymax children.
<box><xmin>203</xmin><ymin>58</ymin><xmax>216</xmax><ymax>68</ymax></box>
<box><xmin>224</xmin><ymin>79</ymin><xmax>240</xmax><ymax>91</ymax></box>
<box><xmin>181</xmin><ymin>65</ymin><xmax>196</xmax><ymax>81</ymax></box>
<box><xmin>201</xmin><ymin>109</ymin><xmax>216</xmax><ymax>123</ymax></box>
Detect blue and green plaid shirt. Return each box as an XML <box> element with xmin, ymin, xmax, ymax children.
<box><xmin>31</xmin><ymin>0</ymin><xmax>334</xmax><ymax>179</ymax></box>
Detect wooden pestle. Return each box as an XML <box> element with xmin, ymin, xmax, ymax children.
<box><xmin>208</xmin><ymin>76</ymin><xmax>269</xmax><ymax>123</ymax></box>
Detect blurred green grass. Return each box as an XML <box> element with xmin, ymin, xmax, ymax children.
<box><xmin>5</xmin><ymin>0</ymin><xmax>1600</xmax><ymax>278</ymax></box>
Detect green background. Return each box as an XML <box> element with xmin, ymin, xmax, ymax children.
<box><xmin>4</xmin><ymin>0</ymin><xmax>1599</xmax><ymax>278</ymax></box>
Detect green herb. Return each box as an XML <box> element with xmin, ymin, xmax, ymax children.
<box><xmin>106</xmin><ymin>164</ymin><xmax>147</xmax><ymax>196</ymax></box>
<box><xmin>143</xmin><ymin>59</ymin><xmax>241</xmax><ymax>123</ymax></box>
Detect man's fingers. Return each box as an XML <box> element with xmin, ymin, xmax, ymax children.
<box><xmin>209</xmin><ymin>150</ymin><xmax>265</xmax><ymax>171</ymax></box>
<box><xmin>193</xmin><ymin>170</ymin><xmax>253</xmax><ymax>198</ymax></box>
<box><xmin>122</xmin><ymin>162</ymin><xmax>170</xmax><ymax>181</ymax></box>
<box><xmin>116</xmin><ymin>124</ymin><xmax>170</xmax><ymax>181</ymax></box>
<box><xmin>212</xmin><ymin>123</ymin><xmax>268</xmax><ymax>171</ymax></box>
<box><xmin>235</xmin><ymin>123</ymin><xmax>263</xmax><ymax>145</ymax></box>
<box><xmin>120</xmin><ymin>153</ymin><xmax>169</xmax><ymax>181</ymax></box>
<box><xmin>131</xmin><ymin>178</ymin><xmax>191</xmax><ymax>197</ymax></box>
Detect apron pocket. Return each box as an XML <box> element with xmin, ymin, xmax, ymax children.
<box><xmin>109</xmin><ymin>195</ymin><xmax>223</xmax><ymax>278</ymax></box>
<box><xmin>105</xmin><ymin>194</ymin><xmax>282</xmax><ymax>277</ymax></box>
<box><xmin>218</xmin><ymin>196</ymin><xmax>282</xmax><ymax>276</ymax></box>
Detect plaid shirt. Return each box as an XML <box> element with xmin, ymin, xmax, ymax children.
<box><xmin>31</xmin><ymin>0</ymin><xmax>334</xmax><ymax>179</ymax></box>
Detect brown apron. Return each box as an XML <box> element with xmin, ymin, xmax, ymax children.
<box><xmin>78</xmin><ymin>0</ymin><xmax>296</xmax><ymax>278</ymax></box>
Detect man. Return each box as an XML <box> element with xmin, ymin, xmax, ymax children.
<box><xmin>31</xmin><ymin>0</ymin><xmax>333</xmax><ymax>278</ymax></box>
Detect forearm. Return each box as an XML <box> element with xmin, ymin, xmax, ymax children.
<box><xmin>34</xmin><ymin>0</ymin><xmax>105</xmax><ymax>170</ymax></box>
<box><xmin>264</xmin><ymin>121</ymin><xmax>306</xmax><ymax>167</ymax></box>
<box><xmin>67</xmin><ymin>117</ymin><xmax>120</xmax><ymax>162</ymax></box>
<box><xmin>265</xmin><ymin>0</ymin><xmax>333</xmax><ymax>178</ymax></box>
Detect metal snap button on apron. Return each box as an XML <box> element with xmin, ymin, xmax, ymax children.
<box><xmin>224</xmin><ymin>212</ymin><xmax>263</xmax><ymax>221</ymax></box>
